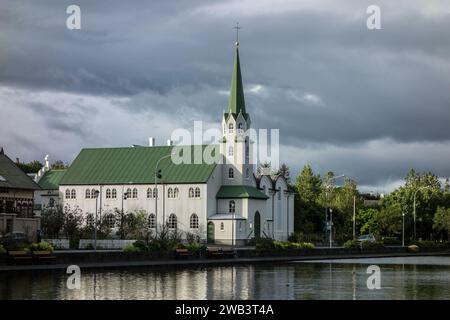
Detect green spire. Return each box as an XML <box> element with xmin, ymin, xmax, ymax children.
<box><xmin>227</xmin><ymin>47</ymin><xmax>247</xmax><ymax>116</ymax></box>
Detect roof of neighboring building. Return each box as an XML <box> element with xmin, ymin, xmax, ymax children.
<box><xmin>59</xmin><ymin>145</ymin><xmax>218</xmax><ymax>185</ymax></box>
<box><xmin>0</xmin><ymin>148</ymin><xmax>41</xmax><ymax>190</ymax></box>
<box><xmin>38</xmin><ymin>170</ymin><xmax>67</xmax><ymax>190</ymax></box>
<box><xmin>216</xmin><ymin>185</ymin><xmax>269</xmax><ymax>200</ymax></box>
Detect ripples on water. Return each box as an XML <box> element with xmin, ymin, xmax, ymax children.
<box><xmin>0</xmin><ymin>256</ymin><xmax>449</xmax><ymax>300</ymax></box>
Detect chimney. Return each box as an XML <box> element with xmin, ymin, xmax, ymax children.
<box><xmin>148</xmin><ymin>137</ymin><xmax>155</xmax><ymax>147</ymax></box>
<box><xmin>167</xmin><ymin>139</ymin><xmax>173</xmax><ymax>146</ymax></box>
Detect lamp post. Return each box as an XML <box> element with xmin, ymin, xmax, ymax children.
<box><xmin>93</xmin><ymin>189</ymin><xmax>100</xmax><ymax>252</ymax></box>
<box><xmin>154</xmin><ymin>152</ymin><xmax>175</xmax><ymax>234</ymax></box>
<box><xmin>413</xmin><ymin>186</ymin><xmax>430</xmax><ymax>240</ymax></box>
<box><xmin>402</xmin><ymin>212</ymin><xmax>406</xmax><ymax>247</ymax></box>
<box><xmin>121</xmin><ymin>186</ymin><xmax>128</xmax><ymax>240</ymax></box>
<box><xmin>324</xmin><ymin>174</ymin><xmax>345</xmax><ymax>248</ymax></box>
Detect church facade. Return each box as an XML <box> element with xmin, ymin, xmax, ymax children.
<box><xmin>57</xmin><ymin>44</ymin><xmax>294</xmax><ymax>245</ymax></box>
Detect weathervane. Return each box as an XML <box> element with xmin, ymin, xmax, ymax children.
<box><xmin>233</xmin><ymin>22</ymin><xmax>242</xmax><ymax>47</ymax></box>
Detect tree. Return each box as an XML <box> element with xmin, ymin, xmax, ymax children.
<box><xmin>17</xmin><ymin>160</ymin><xmax>43</xmax><ymax>174</ymax></box>
<box><xmin>63</xmin><ymin>205</ymin><xmax>84</xmax><ymax>240</ymax></box>
<box><xmin>276</xmin><ymin>163</ymin><xmax>291</xmax><ymax>183</ymax></box>
<box><xmin>433</xmin><ymin>207</ymin><xmax>450</xmax><ymax>241</ymax></box>
<box><xmin>41</xmin><ymin>205</ymin><xmax>65</xmax><ymax>238</ymax></box>
<box><xmin>294</xmin><ymin>164</ymin><xmax>323</xmax><ymax>234</ymax></box>
<box><xmin>51</xmin><ymin>160</ymin><xmax>68</xmax><ymax>169</ymax></box>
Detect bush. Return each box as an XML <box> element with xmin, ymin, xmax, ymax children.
<box><xmin>255</xmin><ymin>238</ymin><xmax>276</xmax><ymax>250</ymax></box>
<box><xmin>382</xmin><ymin>237</ymin><xmax>401</xmax><ymax>245</ymax></box>
<box><xmin>185</xmin><ymin>243</ymin><xmax>206</xmax><ymax>253</ymax></box>
<box><xmin>343</xmin><ymin>240</ymin><xmax>360</xmax><ymax>249</ymax></box>
<box><xmin>361</xmin><ymin>241</ymin><xmax>385</xmax><ymax>250</ymax></box>
<box><xmin>29</xmin><ymin>242</ymin><xmax>54</xmax><ymax>253</ymax></box>
<box><xmin>123</xmin><ymin>244</ymin><xmax>142</xmax><ymax>253</ymax></box>
<box><xmin>410</xmin><ymin>240</ymin><xmax>450</xmax><ymax>249</ymax></box>
<box><xmin>256</xmin><ymin>238</ymin><xmax>314</xmax><ymax>250</ymax></box>
<box><xmin>132</xmin><ymin>240</ymin><xmax>148</xmax><ymax>251</ymax></box>
<box><xmin>0</xmin><ymin>244</ymin><xmax>6</xmax><ymax>255</ymax></box>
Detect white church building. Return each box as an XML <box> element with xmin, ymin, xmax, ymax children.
<box><xmin>54</xmin><ymin>43</ymin><xmax>294</xmax><ymax>245</ymax></box>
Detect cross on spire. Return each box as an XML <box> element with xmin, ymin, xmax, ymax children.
<box><xmin>233</xmin><ymin>22</ymin><xmax>242</xmax><ymax>47</ymax></box>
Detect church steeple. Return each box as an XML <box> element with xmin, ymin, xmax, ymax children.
<box><xmin>227</xmin><ymin>47</ymin><xmax>247</xmax><ymax>117</ymax></box>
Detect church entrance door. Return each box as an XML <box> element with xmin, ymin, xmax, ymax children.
<box><xmin>207</xmin><ymin>222</ymin><xmax>215</xmax><ymax>244</ymax></box>
<box><xmin>254</xmin><ymin>211</ymin><xmax>261</xmax><ymax>239</ymax></box>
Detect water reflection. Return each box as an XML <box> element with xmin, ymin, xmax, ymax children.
<box><xmin>0</xmin><ymin>257</ymin><xmax>449</xmax><ymax>300</ymax></box>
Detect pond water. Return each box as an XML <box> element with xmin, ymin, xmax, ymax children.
<box><xmin>1</xmin><ymin>256</ymin><xmax>449</xmax><ymax>300</ymax></box>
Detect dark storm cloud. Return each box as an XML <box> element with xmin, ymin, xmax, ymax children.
<box><xmin>1</xmin><ymin>0</ymin><xmax>449</xmax><ymax>190</ymax></box>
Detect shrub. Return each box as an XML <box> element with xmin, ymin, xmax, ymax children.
<box><xmin>382</xmin><ymin>237</ymin><xmax>401</xmax><ymax>245</ymax></box>
<box><xmin>123</xmin><ymin>244</ymin><xmax>141</xmax><ymax>253</ymax></box>
<box><xmin>344</xmin><ymin>240</ymin><xmax>360</xmax><ymax>249</ymax></box>
<box><xmin>185</xmin><ymin>243</ymin><xmax>206</xmax><ymax>253</ymax></box>
<box><xmin>410</xmin><ymin>240</ymin><xmax>450</xmax><ymax>249</ymax></box>
<box><xmin>256</xmin><ymin>239</ymin><xmax>314</xmax><ymax>250</ymax></box>
<box><xmin>0</xmin><ymin>244</ymin><xmax>6</xmax><ymax>255</ymax></box>
<box><xmin>30</xmin><ymin>242</ymin><xmax>54</xmax><ymax>253</ymax></box>
<box><xmin>255</xmin><ymin>238</ymin><xmax>276</xmax><ymax>250</ymax></box>
<box><xmin>132</xmin><ymin>240</ymin><xmax>148</xmax><ymax>251</ymax></box>
<box><xmin>70</xmin><ymin>238</ymin><xmax>79</xmax><ymax>250</ymax></box>
<box><xmin>361</xmin><ymin>241</ymin><xmax>384</xmax><ymax>250</ymax></box>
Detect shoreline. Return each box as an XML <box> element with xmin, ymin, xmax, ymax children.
<box><xmin>1</xmin><ymin>249</ymin><xmax>449</xmax><ymax>273</ymax></box>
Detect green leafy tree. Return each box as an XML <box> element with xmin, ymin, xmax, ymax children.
<box><xmin>63</xmin><ymin>205</ymin><xmax>84</xmax><ymax>241</ymax></box>
<box><xmin>433</xmin><ymin>207</ymin><xmax>450</xmax><ymax>241</ymax></box>
<box><xmin>51</xmin><ymin>160</ymin><xmax>68</xmax><ymax>169</ymax></box>
<box><xmin>41</xmin><ymin>205</ymin><xmax>65</xmax><ymax>238</ymax></box>
<box><xmin>17</xmin><ymin>160</ymin><xmax>43</xmax><ymax>174</ymax></box>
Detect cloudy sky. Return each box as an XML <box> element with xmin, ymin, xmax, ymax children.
<box><xmin>1</xmin><ymin>0</ymin><xmax>450</xmax><ymax>192</ymax></box>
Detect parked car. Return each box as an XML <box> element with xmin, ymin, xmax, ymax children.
<box><xmin>1</xmin><ymin>232</ymin><xmax>28</xmax><ymax>249</ymax></box>
<box><xmin>357</xmin><ymin>234</ymin><xmax>376</xmax><ymax>243</ymax></box>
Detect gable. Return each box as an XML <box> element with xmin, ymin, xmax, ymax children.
<box><xmin>0</xmin><ymin>153</ymin><xmax>40</xmax><ymax>190</ymax></box>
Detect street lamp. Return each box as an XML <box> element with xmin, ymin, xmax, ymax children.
<box><xmin>120</xmin><ymin>187</ymin><xmax>129</xmax><ymax>240</ymax></box>
<box><xmin>402</xmin><ymin>212</ymin><xmax>406</xmax><ymax>247</ymax></box>
<box><xmin>154</xmin><ymin>152</ymin><xmax>175</xmax><ymax>234</ymax></box>
<box><xmin>324</xmin><ymin>174</ymin><xmax>345</xmax><ymax>248</ymax></box>
<box><xmin>93</xmin><ymin>189</ymin><xmax>100</xmax><ymax>252</ymax></box>
<box><xmin>413</xmin><ymin>186</ymin><xmax>430</xmax><ymax>240</ymax></box>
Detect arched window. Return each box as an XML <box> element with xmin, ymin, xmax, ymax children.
<box><xmin>126</xmin><ymin>188</ymin><xmax>132</xmax><ymax>199</ymax></box>
<box><xmin>132</xmin><ymin>188</ymin><xmax>138</xmax><ymax>198</ymax></box>
<box><xmin>228</xmin><ymin>146</ymin><xmax>234</xmax><ymax>156</ymax></box>
<box><xmin>228</xmin><ymin>123</ymin><xmax>234</xmax><ymax>133</ymax></box>
<box><xmin>65</xmin><ymin>189</ymin><xmax>71</xmax><ymax>199</ymax></box>
<box><xmin>91</xmin><ymin>189</ymin><xmax>97</xmax><ymax>198</ymax></box>
<box><xmin>86</xmin><ymin>214</ymin><xmax>94</xmax><ymax>226</ymax></box>
<box><xmin>168</xmin><ymin>214</ymin><xmax>177</xmax><ymax>229</ymax></box>
<box><xmin>189</xmin><ymin>187</ymin><xmax>194</xmax><ymax>198</ymax></box>
<box><xmin>220</xmin><ymin>222</ymin><xmax>225</xmax><ymax>231</ymax></box>
<box><xmin>148</xmin><ymin>213</ymin><xmax>156</xmax><ymax>229</ymax></box>
<box><xmin>106</xmin><ymin>214</ymin><xmax>115</xmax><ymax>228</ymax></box>
<box><xmin>229</xmin><ymin>200</ymin><xmax>235</xmax><ymax>213</ymax></box>
<box><xmin>106</xmin><ymin>189</ymin><xmax>111</xmax><ymax>199</ymax></box>
<box><xmin>228</xmin><ymin>168</ymin><xmax>234</xmax><ymax>179</ymax></box>
<box><xmin>16</xmin><ymin>204</ymin><xmax>21</xmax><ymax>214</ymax></box>
<box><xmin>147</xmin><ymin>188</ymin><xmax>152</xmax><ymax>198</ymax></box>
<box><xmin>71</xmin><ymin>189</ymin><xmax>76</xmax><ymax>199</ymax></box>
<box><xmin>245</xmin><ymin>168</ymin><xmax>250</xmax><ymax>179</ymax></box>
<box><xmin>168</xmin><ymin>188</ymin><xmax>173</xmax><ymax>198</ymax></box>
<box><xmin>190</xmin><ymin>214</ymin><xmax>199</xmax><ymax>229</ymax></box>
<box><xmin>85</xmin><ymin>189</ymin><xmax>91</xmax><ymax>199</ymax></box>
<box><xmin>49</xmin><ymin>198</ymin><xmax>55</xmax><ymax>208</ymax></box>
<box><xmin>237</xmin><ymin>123</ymin><xmax>243</xmax><ymax>133</ymax></box>
<box><xmin>112</xmin><ymin>189</ymin><xmax>117</xmax><ymax>199</ymax></box>
<box><xmin>153</xmin><ymin>188</ymin><xmax>158</xmax><ymax>198</ymax></box>
<box><xmin>174</xmin><ymin>187</ymin><xmax>179</xmax><ymax>198</ymax></box>
<box><xmin>195</xmin><ymin>187</ymin><xmax>200</xmax><ymax>198</ymax></box>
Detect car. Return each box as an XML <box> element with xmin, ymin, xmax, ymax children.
<box><xmin>357</xmin><ymin>234</ymin><xmax>376</xmax><ymax>243</ymax></box>
<box><xmin>1</xmin><ymin>232</ymin><xmax>28</xmax><ymax>248</ymax></box>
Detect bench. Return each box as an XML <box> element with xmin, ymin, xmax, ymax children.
<box><xmin>8</xmin><ymin>251</ymin><xmax>32</xmax><ymax>264</ymax></box>
<box><xmin>32</xmin><ymin>251</ymin><xmax>56</xmax><ymax>263</ymax></box>
<box><xmin>206</xmin><ymin>247</ymin><xmax>236</xmax><ymax>259</ymax></box>
<box><xmin>175</xmin><ymin>248</ymin><xmax>193</xmax><ymax>259</ymax></box>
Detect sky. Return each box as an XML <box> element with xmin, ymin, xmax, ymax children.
<box><xmin>1</xmin><ymin>0</ymin><xmax>450</xmax><ymax>193</ymax></box>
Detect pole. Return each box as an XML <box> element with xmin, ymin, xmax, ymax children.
<box><xmin>353</xmin><ymin>195</ymin><xmax>356</xmax><ymax>240</ymax></box>
<box><xmin>94</xmin><ymin>191</ymin><xmax>98</xmax><ymax>252</ymax></box>
<box><xmin>413</xmin><ymin>193</ymin><xmax>416</xmax><ymax>241</ymax></box>
<box><xmin>402</xmin><ymin>212</ymin><xmax>405</xmax><ymax>247</ymax></box>
<box><xmin>155</xmin><ymin>169</ymin><xmax>158</xmax><ymax>235</ymax></box>
<box><xmin>329</xmin><ymin>208</ymin><xmax>333</xmax><ymax>248</ymax></box>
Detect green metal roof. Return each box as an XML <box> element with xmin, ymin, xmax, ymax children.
<box><xmin>216</xmin><ymin>185</ymin><xmax>269</xmax><ymax>200</ymax></box>
<box><xmin>59</xmin><ymin>145</ymin><xmax>218</xmax><ymax>185</ymax></box>
<box><xmin>38</xmin><ymin>170</ymin><xmax>66</xmax><ymax>190</ymax></box>
<box><xmin>226</xmin><ymin>48</ymin><xmax>248</xmax><ymax>119</ymax></box>
<box><xmin>0</xmin><ymin>150</ymin><xmax>41</xmax><ymax>190</ymax></box>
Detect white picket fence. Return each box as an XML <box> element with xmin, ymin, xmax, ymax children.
<box><xmin>78</xmin><ymin>239</ymin><xmax>137</xmax><ymax>250</ymax></box>
<box><xmin>43</xmin><ymin>239</ymin><xmax>70</xmax><ymax>250</ymax></box>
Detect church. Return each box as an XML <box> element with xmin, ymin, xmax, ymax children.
<box><xmin>47</xmin><ymin>42</ymin><xmax>294</xmax><ymax>245</ymax></box>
